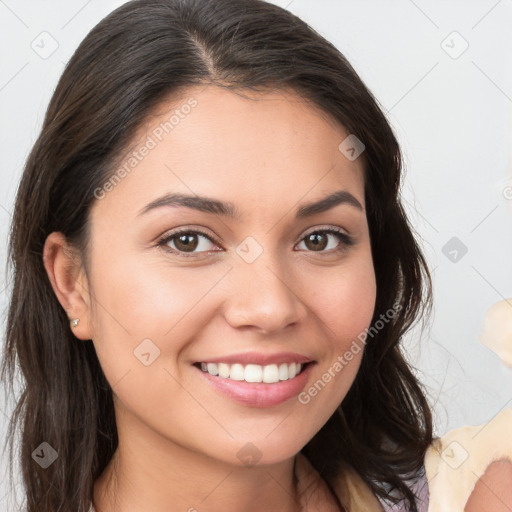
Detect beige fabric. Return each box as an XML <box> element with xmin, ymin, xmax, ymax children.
<box><xmin>479</xmin><ymin>299</ymin><xmax>512</xmax><ymax>367</ymax></box>
<box><xmin>329</xmin><ymin>461</ymin><xmax>385</xmax><ymax>511</ymax></box>
<box><xmin>424</xmin><ymin>407</ymin><xmax>512</xmax><ymax>512</ymax></box>
<box><xmin>294</xmin><ymin>453</ymin><xmax>384</xmax><ymax>511</ymax></box>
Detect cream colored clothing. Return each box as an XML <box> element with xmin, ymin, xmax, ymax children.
<box><xmin>424</xmin><ymin>407</ymin><xmax>512</xmax><ymax>511</ymax></box>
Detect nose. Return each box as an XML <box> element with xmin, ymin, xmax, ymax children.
<box><xmin>222</xmin><ymin>254</ymin><xmax>308</xmax><ymax>335</ymax></box>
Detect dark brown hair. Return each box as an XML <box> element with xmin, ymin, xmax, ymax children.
<box><xmin>1</xmin><ymin>0</ymin><xmax>433</xmax><ymax>510</ymax></box>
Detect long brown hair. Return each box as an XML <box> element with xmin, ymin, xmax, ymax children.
<box><xmin>1</xmin><ymin>0</ymin><xmax>433</xmax><ymax>510</ymax></box>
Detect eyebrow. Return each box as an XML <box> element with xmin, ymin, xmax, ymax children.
<box><xmin>137</xmin><ymin>189</ymin><xmax>363</xmax><ymax>219</ymax></box>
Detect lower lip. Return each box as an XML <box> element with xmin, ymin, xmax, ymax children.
<box><xmin>194</xmin><ymin>363</ymin><xmax>314</xmax><ymax>408</ymax></box>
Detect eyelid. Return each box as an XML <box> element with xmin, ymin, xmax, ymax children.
<box><xmin>301</xmin><ymin>225</ymin><xmax>350</xmax><ymax>239</ymax></box>
<box><xmin>297</xmin><ymin>226</ymin><xmax>355</xmax><ymax>253</ymax></box>
<box><xmin>156</xmin><ymin>226</ymin><xmax>222</xmax><ymax>256</ymax></box>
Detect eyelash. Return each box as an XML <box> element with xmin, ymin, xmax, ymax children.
<box><xmin>156</xmin><ymin>226</ymin><xmax>355</xmax><ymax>258</ymax></box>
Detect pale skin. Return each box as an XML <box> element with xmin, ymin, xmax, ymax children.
<box><xmin>43</xmin><ymin>85</ymin><xmax>377</xmax><ymax>512</ymax></box>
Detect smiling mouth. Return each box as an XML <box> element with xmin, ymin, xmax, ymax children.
<box><xmin>194</xmin><ymin>361</ymin><xmax>309</xmax><ymax>383</ymax></box>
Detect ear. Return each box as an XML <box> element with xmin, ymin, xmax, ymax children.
<box><xmin>42</xmin><ymin>231</ymin><xmax>94</xmax><ymax>340</ymax></box>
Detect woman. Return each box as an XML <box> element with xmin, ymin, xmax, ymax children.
<box><xmin>1</xmin><ymin>1</ymin><xmax>510</xmax><ymax>511</ymax></box>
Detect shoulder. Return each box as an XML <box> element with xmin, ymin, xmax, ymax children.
<box><xmin>424</xmin><ymin>407</ymin><xmax>512</xmax><ymax>511</ymax></box>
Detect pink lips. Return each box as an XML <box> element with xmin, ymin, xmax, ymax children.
<box><xmin>194</xmin><ymin>352</ymin><xmax>314</xmax><ymax>408</ymax></box>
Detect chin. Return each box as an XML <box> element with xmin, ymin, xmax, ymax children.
<box><xmin>215</xmin><ymin>433</ymin><xmax>313</xmax><ymax>469</ymax></box>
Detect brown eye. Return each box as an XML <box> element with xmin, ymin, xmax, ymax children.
<box><xmin>174</xmin><ymin>233</ymin><xmax>199</xmax><ymax>252</ymax></box>
<box><xmin>297</xmin><ymin>229</ymin><xmax>355</xmax><ymax>253</ymax></box>
<box><xmin>304</xmin><ymin>232</ymin><xmax>329</xmax><ymax>251</ymax></box>
<box><xmin>157</xmin><ymin>229</ymin><xmax>218</xmax><ymax>256</ymax></box>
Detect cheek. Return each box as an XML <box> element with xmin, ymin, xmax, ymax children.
<box><xmin>86</xmin><ymin>252</ymin><xmax>217</xmax><ymax>427</ymax></box>
<box><xmin>89</xmin><ymin>247</ymin><xmax>226</xmax><ymax>337</ymax></box>
<box><xmin>330</xmin><ymin>274</ymin><xmax>377</xmax><ymax>350</ymax></box>
<box><xmin>87</xmin><ymin>249</ymin><xmax>234</xmax><ymax>386</ymax></box>
<box><xmin>297</xmin><ymin>254</ymin><xmax>376</xmax><ymax>411</ymax></box>
<box><xmin>307</xmin><ymin>252</ymin><xmax>377</xmax><ymax>350</ymax></box>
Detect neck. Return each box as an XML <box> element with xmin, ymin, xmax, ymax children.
<box><xmin>93</xmin><ymin>403</ymin><xmax>301</xmax><ymax>512</ymax></box>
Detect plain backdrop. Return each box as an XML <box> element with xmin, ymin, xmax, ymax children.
<box><xmin>1</xmin><ymin>0</ymin><xmax>511</xmax><ymax>507</ymax></box>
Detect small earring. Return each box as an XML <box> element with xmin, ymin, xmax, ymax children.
<box><xmin>70</xmin><ymin>318</ymin><xmax>80</xmax><ymax>329</ymax></box>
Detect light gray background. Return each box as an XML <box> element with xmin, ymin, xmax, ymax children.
<box><xmin>1</xmin><ymin>0</ymin><xmax>511</xmax><ymax>508</ymax></box>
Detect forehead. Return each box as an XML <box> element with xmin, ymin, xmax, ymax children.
<box><xmin>91</xmin><ymin>85</ymin><xmax>366</xmax><ymax>221</ymax></box>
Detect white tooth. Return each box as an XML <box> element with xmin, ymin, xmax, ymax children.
<box><xmin>230</xmin><ymin>363</ymin><xmax>245</xmax><ymax>381</ymax></box>
<box><xmin>262</xmin><ymin>364</ymin><xmax>279</xmax><ymax>383</ymax></box>
<box><xmin>278</xmin><ymin>363</ymin><xmax>289</xmax><ymax>381</ymax></box>
<box><xmin>207</xmin><ymin>363</ymin><xmax>218</xmax><ymax>376</ymax></box>
<box><xmin>207</xmin><ymin>362</ymin><xmax>301</xmax><ymax>382</ymax></box>
<box><xmin>244</xmin><ymin>364</ymin><xmax>263</xmax><ymax>383</ymax></box>
<box><xmin>218</xmin><ymin>363</ymin><xmax>230</xmax><ymax>378</ymax></box>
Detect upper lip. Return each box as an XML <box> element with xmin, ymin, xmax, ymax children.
<box><xmin>195</xmin><ymin>352</ymin><xmax>313</xmax><ymax>366</ymax></box>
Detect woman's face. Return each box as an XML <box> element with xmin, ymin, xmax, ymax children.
<box><xmin>80</xmin><ymin>85</ymin><xmax>376</xmax><ymax>466</ymax></box>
